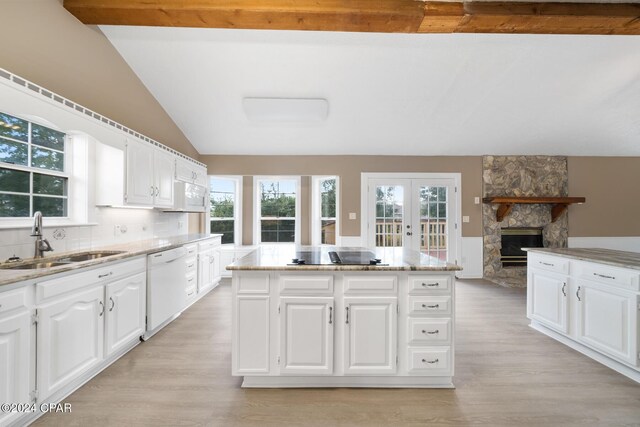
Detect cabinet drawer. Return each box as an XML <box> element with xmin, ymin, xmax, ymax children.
<box><xmin>184</xmin><ymin>244</ymin><xmax>197</xmax><ymax>257</ymax></box>
<box><xmin>408</xmin><ymin>296</ymin><xmax>451</xmax><ymax>316</ymax></box>
<box><xmin>280</xmin><ymin>275</ymin><xmax>333</xmax><ymax>294</ymax></box>
<box><xmin>186</xmin><ymin>272</ymin><xmax>197</xmax><ymax>290</ymax></box>
<box><xmin>408</xmin><ymin>318</ymin><xmax>451</xmax><ymax>345</ymax></box>
<box><xmin>198</xmin><ymin>237</ymin><xmax>221</xmax><ymax>251</ymax></box>
<box><xmin>344</xmin><ymin>276</ymin><xmax>397</xmax><ymax>294</ymax></box>
<box><xmin>0</xmin><ymin>287</ymin><xmax>27</xmax><ymax>315</ymax></box>
<box><xmin>408</xmin><ymin>347</ymin><xmax>451</xmax><ymax>374</ymax></box>
<box><xmin>576</xmin><ymin>261</ymin><xmax>639</xmax><ymax>292</ymax></box>
<box><xmin>185</xmin><ymin>257</ymin><xmax>197</xmax><ymax>273</ymax></box>
<box><xmin>236</xmin><ymin>273</ymin><xmax>270</xmax><ymax>294</ymax></box>
<box><xmin>36</xmin><ymin>257</ymin><xmax>146</xmax><ymax>303</ymax></box>
<box><xmin>409</xmin><ymin>275</ymin><xmax>450</xmax><ymax>293</ymax></box>
<box><xmin>529</xmin><ymin>254</ymin><xmax>569</xmax><ymax>275</ymax></box>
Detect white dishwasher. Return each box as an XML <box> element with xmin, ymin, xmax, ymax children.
<box><xmin>145</xmin><ymin>246</ymin><xmax>187</xmax><ymax>338</ymax></box>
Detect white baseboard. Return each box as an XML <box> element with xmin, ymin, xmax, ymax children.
<box><xmin>568</xmin><ymin>237</ymin><xmax>640</xmax><ymax>252</ymax></box>
<box><xmin>458</xmin><ymin>237</ymin><xmax>483</xmax><ymax>279</ymax></box>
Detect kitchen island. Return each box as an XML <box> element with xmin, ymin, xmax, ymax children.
<box><xmin>227</xmin><ymin>245</ymin><xmax>462</xmax><ymax>388</ymax></box>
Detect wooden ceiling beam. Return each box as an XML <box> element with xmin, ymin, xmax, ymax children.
<box><xmin>63</xmin><ymin>0</ymin><xmax>640</xmax><ymax>35</ymax></box>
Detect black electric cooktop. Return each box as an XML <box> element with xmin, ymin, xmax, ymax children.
<box><xmin>290</xmin><ymin>250</ymin><xmax>384</xmax><ymax>266</ymax></box>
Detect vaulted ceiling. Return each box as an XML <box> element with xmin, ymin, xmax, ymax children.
<box><xmin>100</xmin><ymin>25</ymin><xmax>640</xmax><ymax>156</ymax></box>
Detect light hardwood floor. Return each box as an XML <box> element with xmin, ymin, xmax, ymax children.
<box><xmin>33</xmin><ymin>280</ymin><xmax>640</xmax><ymax>426</ymax></box>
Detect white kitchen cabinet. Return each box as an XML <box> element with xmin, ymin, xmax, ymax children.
<box><xmin>105</xmin><ymin>272</ymin><xmax>146</xmax><ymax>357</ymax></box>
<box><xmin>198</xmin><ymin>249</ymin><xmax>215</xmax><ymax>293</ymax></box>
<box><xmin>125</xmin><ymin>139</ymin><xmax>154</xmax><ymax>206</ymax></box>
<box><xmin>176</xmin><ymin>158</ymin><xmax>207</xmax><ymax>187</ymax></box>
<box><xmin>233</xmin><ymin>295</ymin><xmax>270</xmax><ymax>374</ymax></box>
<box><xmin>220</xmin><ymin>246</ymin><xmax>257</xmax><ymax>278</ymax></box>
<box><xmin>0</xmin><ymin>310</ymin><xmax>31</xmax><ymax>426</ymax></box>
<box><xmin>575</xmin><ymin>280</ymin><xmax>639</xmax><ymax>366</ymax></box>
<box><xmin>344</xmin><ymin>297</ymin><xmax>397</xmax><ymax>375</ymax></box>
<box><xmin>279</xmin><ymin>297</ymin><xmax>334</xmax><ymax>375</ymax></box>
<box><xmin>527</xmin><ymin>270</ymin><xmax>568</xmax><ymax>334</ymax></box>
<box><xmin>37</xmin><ymin>286</ymin><xmax>104</xmax><ymax>400</ymax></box>
<box><xmin>125</xmin><ymin>139</ymin><xmax>175</xmax><ymax>208</ymax></box>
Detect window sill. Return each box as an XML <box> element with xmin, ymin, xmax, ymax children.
<box><xmin>0</xmin><ymin>219</ymin><xmax>99</xmax><ymax>229</ymax></box>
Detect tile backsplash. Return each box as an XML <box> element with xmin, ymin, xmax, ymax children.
<box><xmin>0</xmin><ymin>207</ymin><xmax>189</xmax><ymax>261</ymax></box>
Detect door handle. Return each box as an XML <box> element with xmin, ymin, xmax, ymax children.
<box><xmin>99</xmin><ymin>301</ymin><xmax>104</xmax><ymax>317</ymax></box>
<box><xmin>328</xmin><ymin>306</ymin><xmax>333</xmax><ymax>324</ymax></box>
<box><xmin>150</xmin><ymin>186</ymin><xmax>154</xmax><ymax>196</ymax></box>
<box><xmin>109</xmin><ymin>297</ymin><xmax>115</xmax><ymax>312</ymax></box>
<box><xmin>345</xmin><ymin>306</ymin><xmax>349</xmax><ymax>324</ymax></box>
<box><xmin>561</xmin><ymin>282</ymin><xmax>566</xmax><ymax>297</ymax></box>
<box><xmin>576</xmin><ymin>286</ymin><xmax>581</xmax><ymax>301</ymax></box>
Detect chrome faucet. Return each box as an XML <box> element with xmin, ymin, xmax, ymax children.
<box><xmin>31</xmin><ymin>211</ymin><xmax>53</xmax><ymax>258</ymax></box>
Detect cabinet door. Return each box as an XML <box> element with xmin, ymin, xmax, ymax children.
<box><xmin>233</xmin><ymin>295</ymin><xmax>270</xmax><ymax>374</ymax></box>
<box><xmin>219</xmin><ymin>250</ymin><xmax>235</xmax><ymax>278</ymax></box>
<box><xmin>213</xmin><ymin>250</ymin><xmax>221</xmax><ymax>283</ymax></box>
<box><xmin>125</xmin><ymin>140</ymin><xmax>154</xmax><ymax>206</ymax></box>
<box><xmin>344</xmin><ymin>297</ymin><xmax>397</xmax><ymax>375</ymax></box>
<box><xmin>0</xmin><ymin>310</ymin><xmax>31</xmax><ymax>425</ymax></box>
<box><xmin>194</xmin><ymin>166</ymin><xmax>208</xmax><ymax>186</ymax></box>
<box><xmin>198</xmin><ymin>249</ymin><xmax>213</xmax><ymax>293</ymax></box>
<box><xmin>280</xmin><ymin>297</ymin><xmax>334</xmax><ymax>375</ymax></box>
<box><xmin>154</xmin><ymin>150</ymin><xmax>175</xmax><ymax>208</ymax></box>
<box><xmin>576</xmin><ymin>281</ymin><xmax>639</xmax><ymax>366</ymax></box>
<box><xmin>528</xmin><ymin>270</ymin><xmax>568</xmax><ymax>333</ymax></box>
<box><xmin>37</xmin><ymin>286</ymin><xmax>104</xmax><ymax>400</ymax></box>
<box><xmin>105</xmin><ymin>273</ymin><xmax>146</xmax><ymax>357</ymax></box>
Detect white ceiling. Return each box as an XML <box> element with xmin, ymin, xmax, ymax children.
<box><xmin>100</xmin><ymin>26</ymin><xmax>640</xmax><ymax>156</ymax></box>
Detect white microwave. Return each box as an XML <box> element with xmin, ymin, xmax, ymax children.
<box><xmin>167</xmin><ymin>181</ymin><xmax>207</xmax><ymax>212</ymax></box>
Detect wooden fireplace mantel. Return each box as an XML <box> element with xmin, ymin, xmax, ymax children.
<box><xmin>482</xmin><ymin>197</ymin><xmax>586</xmax><ymax>223</ymax></box>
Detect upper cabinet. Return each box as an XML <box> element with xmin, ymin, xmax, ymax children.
<box><xmin>125</xmin><ymin>139</ymin><xmax>174</xmax><ymax>208</ymax></box>
<box><xmin>176</xmin><ymin>158</ymin><xmax>207</xmax><ymax>187</ymax></box>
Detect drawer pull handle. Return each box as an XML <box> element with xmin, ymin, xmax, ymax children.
<box><xmin>593</xmin><ymin>273</ymin><xmax>616</xmax><ymax>280</ymax></box>
<box><xmin>422</xmin><ymin>329</ymin><xmax>439</xmax><ymax>335</ymax></box>
<box><xmin>422</xmin><ymin>283</ymin><xmax>439</xmax><ymax>287</ymax></box>
<box><xmin>422</xmin><ymin>358</ymin><xmax>439</xmax><ymax>364</ymax></box>
<box><xmin>98</xmin><ymin>272</ymin><xmax>113</xmax><ymax>279</ymax></box>
<box><xmin>422</xmin><ymin>304</ymin><xmax>440</xmax><ymax>309</ymax></box>
<box><xmin>188</xmin><ymin>264</ymin><xmax>194</xmax><ymax>268</ymax></box>
<box><xmin>540</xmin><ymin>262</ymin><xmax>554</xmax><ymax>267</ymax></box>
<box><xmin>576</xmin><ymin>286</ymin><xmax>581</xmax><ymax>302</ymax></box>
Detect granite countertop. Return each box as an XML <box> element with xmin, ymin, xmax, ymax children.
<box><xmin>227</xmin><ymin>245</ymin><xmax>462</xmax><ymax>272</ymax></box>
<box><xmin>0</xmin><ymin>234</ymin><xmax>223</xmax><ymax>287</ymax></box>
<box><xmin>524</xmin><ymin>247</ymin><xmax>640</xmax><ymax>271</ymax></box>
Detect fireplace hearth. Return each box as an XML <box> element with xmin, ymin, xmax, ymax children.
<box><xmin>501</xmin><ymin>227</ymin><xmax>543</xmax><ymax>267</ymax></box>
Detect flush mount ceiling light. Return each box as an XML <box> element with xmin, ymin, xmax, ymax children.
<box><xmin>242</xmin><ymin>97</ymin><xmax>329</xmax><ymax>123</ymax></box>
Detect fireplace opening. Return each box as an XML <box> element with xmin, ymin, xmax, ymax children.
<box><xmin>501</xmin><ymin>227</ymin><xmax>543</xmax><ymax>267</ymax></box>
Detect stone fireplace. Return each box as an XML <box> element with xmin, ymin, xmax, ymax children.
<box><xmin>500</xmin><ymin>227</ymin><xmax>543</xmax><ymax>267</ymax></box>
<box><xmin>483</xmin><ymin>156</ymin><xmax>569</xmax><ymax>287</ymax></box>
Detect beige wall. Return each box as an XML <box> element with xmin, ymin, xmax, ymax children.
<box><xmin>0</xmin><ymin>0</ymin><xmax>199</xmax><ymax>159</ymax></box>
<box><xmin>568</xmin><ymin>157</ymin><xmax>640</xmax><ymax>237</ymax></box>
<box><xmin>204</xmin><ymin>155</ymin><xmax>484</xmax><ymax>243</ymax></box>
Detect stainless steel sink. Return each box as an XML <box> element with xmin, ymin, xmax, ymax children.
<box><xmin>0</xmin><ymin>250</ymin><xmax>126</xmax><ymax>270</ymax></box>
<box><xmin>56</xmin><ymin>250</ymin><xmax>126</xmax><ymax>262</ymax></box>
<box><xmin>0</xmin><ymin>261</ymin><xmax>71</xmax><ymax>270</ymax></box>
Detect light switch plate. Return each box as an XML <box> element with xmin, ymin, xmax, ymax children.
<box><xmin>474</xmin><ymin>197</ymin><xmax>480</xmax><ymax>204</ymax></box>
<box><xmin>463</xmin><ymin>216</ymin><xmax>470</xmax><ymax>223</ymax></box>
<box><xmin>349</xmin><ymin>212</ymin><xmax>357</xmax><ymax>220</ymax></box>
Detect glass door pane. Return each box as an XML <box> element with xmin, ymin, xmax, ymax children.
<box><xmin>418</xmin><ymin>186</ymin><xmax>448</xmax><ymax>261</ymax></box>
<box><xmin>370</xmin><ymin>182</ymin><xmax>409</xmax><ymax>248</ymax></box>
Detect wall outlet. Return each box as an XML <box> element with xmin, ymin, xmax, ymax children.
<box><xmin>474</xmin><ymin>197</ymin><xmax>480</xmax><ymax>204</ymax></box>
<box><xmin>463</xmin><ymin>216</ymin><xmax>470</xmax><ymax>223</ymax></box>
<box><xmin>349</xmin><ymin>212</ymin><xmax>357</xmax><ymax>220</ymax></box>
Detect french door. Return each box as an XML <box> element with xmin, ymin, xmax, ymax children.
<box><xmin>365</xmin><ymin>175</ymin><xmax>459</xmax><ymax>263</ymax></box>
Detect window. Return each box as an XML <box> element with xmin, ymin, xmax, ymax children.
<box><xmin>255</xmin><ymin>177</ymin><xmax>300</xmax><ymax>244</ymax></box>
<box><xmin>312</xmin><ymin>176</ymin><xmax>339</xmax><ymax>245</ymax></box>
<box><xmin>210</xmin><ymin>176</ymin><xmax>242</xmax><ymax>244</ymax></box>
<box><xmin>0</xmin><ymin>112</ymin><xmax>68</xmax><ymax>218</ymax></box>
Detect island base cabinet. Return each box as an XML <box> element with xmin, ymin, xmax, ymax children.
<box><xmin>0</xmin><ymin>310</ymin><xmax>31</xmax><ymax>426</ymax></box>
<box><xmin>280</xmin><ymin>297</ymin><xmax>334</xmax><ymax>375</ymax></box>
<box><xmin>528</xmin><ymin>271</ymin><xmax>568</xmax><ymax>334</ymax></box>
<box><xmin>344</xmin><ymin>297</ymin><xmax>397</xmax><ymax>375</ymax></box>
<box><xmin>37</xmin><ymin>286</ymin><xmax>105</xmax><ymax>401</ymax></box>
<box><xmin>575</xmin><ymin>281</ymin><xmax>639</xmax><ymax>366</ymax></box>
<box><xmin>233</xmin><ymin>296</ymin><xmax>270</xmax><ymax>375</ymax></box>
<box><xmin>105</xmin><ymin>272</ymin><xmax>146</xmax><ymax>357</ymax></box>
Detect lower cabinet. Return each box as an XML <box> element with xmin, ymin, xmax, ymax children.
<box><xmin>198</xmin><ymin>249</ymin><xmax>215</xmax><ymax>293</ymax></box>
<box><xmin>233</xmin><ymin>295</ymin><xmax>270</xmax><ymax>374</ymax></box>
<box><xmin>37</xmin><ymin>286</ymin><xmax>105</xmax><ymax>400</ymax></box>
<box><xmin>344</xmin><ymin>297</ymin><xmax>397</xmax><ymax>375</ymax></box>
<box><xmin>105</xmin><ymin>272</ymin><xmax>146</xmax><ymax>357</ymax></box>
<box><xmin>280</xmin><ymin>297</ymin><xmax>334</xmax><ymax>375</ymax></box>
<box><xmin>528</xmin><ymin>269</ymin><xmax>568</xmax><ymax>334</ymax></box>
<box><xmin>0</xmin><ymin>309</ymin><xmax>31</xmax><ymax>426</ymax></box>
<box><xmin>575</xmin><ymin>280</ymin><xmax>638</xmax><ymax>366</ymax></box>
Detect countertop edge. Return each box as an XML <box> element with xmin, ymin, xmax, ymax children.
<box><xmin>524</xmin><ymin>248</ymin><xmax>640</xmax><ymax>271</ymax></box>
<box><xmin>226</xmin><ymin>265</ymin><xmax>462</xmax><ymax>272</ymax></box>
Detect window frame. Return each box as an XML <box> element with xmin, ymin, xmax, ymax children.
<box><xmin>0</xmin><ymin>112</ymin><xmax>72</xmax><ymax>225</ymax></box>
<box><xmin>209</xmin><ymin>175</ymin><xmax>243</xmax><ymax>245</ymax></box>
<box><xmin>312</xmin><ymin>175</ymin><xmax>340</xmax><ymax>246</ymax></box>
<box><xmin>253</xmin><ymin>176</ymin><xmax>301</xmax><ymax>245</ymax></box>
